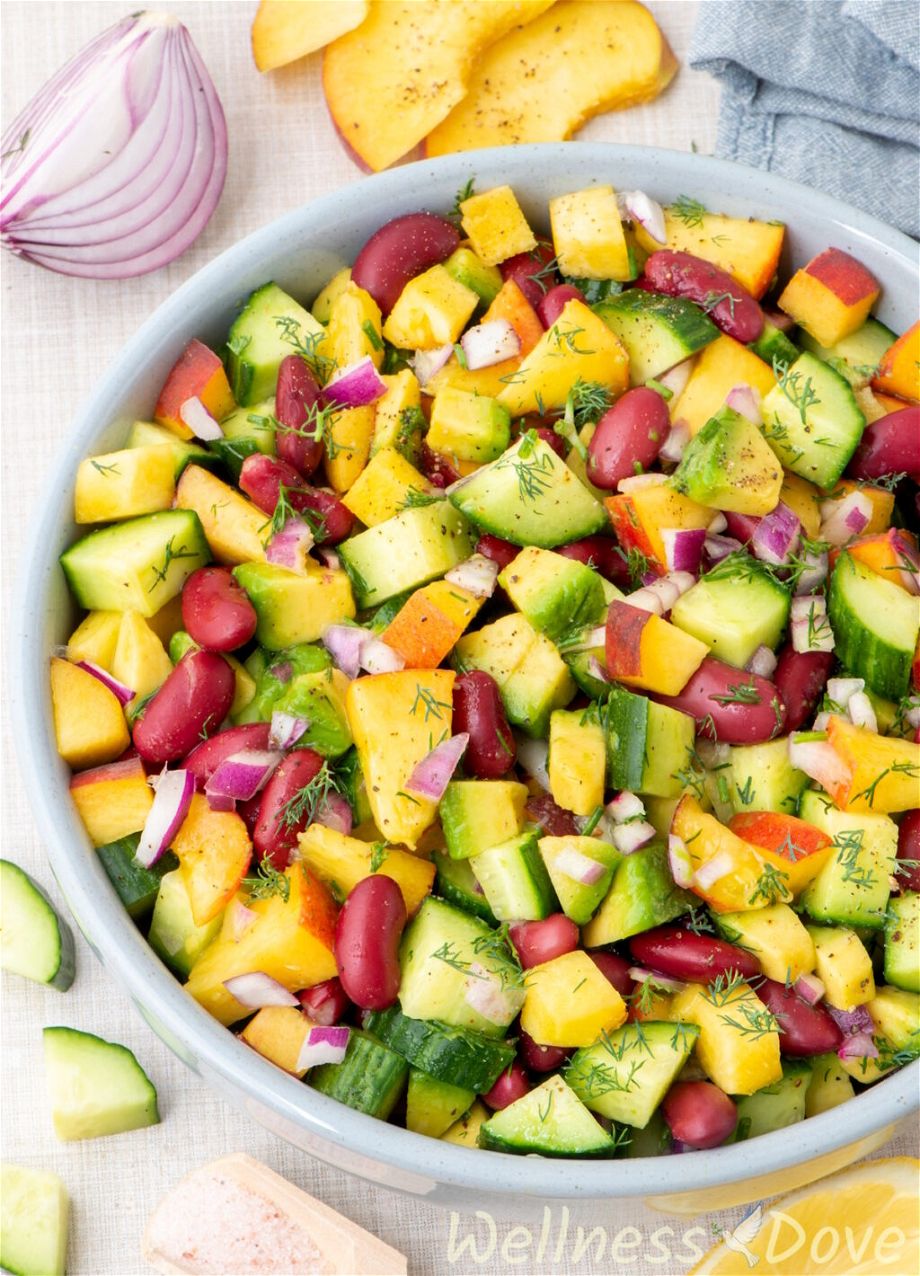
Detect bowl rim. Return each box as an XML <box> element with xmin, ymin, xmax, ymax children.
<box><xmin>12</xmin><ymin>141</ymin><xmax>919</xmax><ymax>1200</ymax></box>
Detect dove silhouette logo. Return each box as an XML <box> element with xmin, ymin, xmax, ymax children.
<box><xmin>721</xmin><ymin>1204</ymin><xmax>765</xmax><ymax>1267</ymax></box>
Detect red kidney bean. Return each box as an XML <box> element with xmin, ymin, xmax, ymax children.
<box><xmin>275</xmin><ymin>354</ymin><xmax>324</xmax><ymax>478</ymax></box>
<box><xmin>587</xmin><ymin>387</ymin><xmax>671</xmax><ymax>489</ymax></box>
<box><xmin>351</xmin><ymin>212</ymin><xmax>460</xmax><ymax>315</ymax></box>
<box><xmin>756</xmin><ymin>979</ymin><xmax>843</xmax><ymax>1056</ymax></box>
<box><xmin>508</xmin><ymin>915</ymin><xmax>579</xmax><ymax>970</ymax></box>
<box><xmin>588</xmin><ymin>952</ymin><xmax>635</xmax><ymax>999</ymax></box>
<box><xmin>253</xmin><ymin>749</ymin><xmax>325</xmax><ymax>869</ymax></box>
<box><xmin>723</xmin><ymin>511</ymin><xmax>760</xmax><ymax>544</ymax></box>
<box><xmin>848</xmin><ymin>406</ymin><xmax>920</xmax><ymax>482</ymax></box>
<box><xmin>239</xmin><ymin>454</ymin><xmax>355</xmax><ymax>543</ymax></box>
<box><xmin>334</xmin><ymin>875</ymin><xmax>407</xmax><ymax>1011</ymax></box>
<box><xmin>476</xmin><ymin>533</ymin><xmax>519</xmax><ymax>570</ymax></box>
<box><xmin>299</xmin><ymin>976</ymin><xmax>353</xmax><ymax>1026</ymax></box>
<box><xmin>531</xmin><ymin>425</ymin><xmax>569</xmax><ymax>460</ymax></box>
<box><xmin>773</xmin><ymin>645</ymin><xmax>835</xmax><ymax>733</ymax></box>
<box><xmin>537</xmin><ymin>283</ymin><xmax>585</xmax><ymax>329</ymax></box>
<box><xmin>518</xmin><ymin>1030</ymin><xmax>570</xmax><ymax>1073</ymax></box>
<box><xmin>183</xmin><ymin>722</ymin><xmax>272</xmax><ymax>789</ymax></box>
<box><xmin>482</xmin><ymin>1061</ymin><xmax>531</xmax><ymax>1109</ymax></box>
<box><xmin>896</xmin><ymin>810</ymin><xmax>920</xmax><ymax>892</ymax></box>
<box><xmin>642</xmin><ymin>250</ymin><xmax>764</xmax><ymax>343</ymax></box>
<box><xmin>557</xmin><ymin>536</ymin><xmax>631</xmax><ymax>589</ymax></box>
<box><xmin>500</xmin><ymin>240</ymin><xmax>558</xmax><ymax>310</ymax></box>
<box><xmin>452</xmin><ymin>671</ymin><xmax>516</xmax><ymax>779</ymax></box>
<box><xmin>133</xmin><ymin>651</ymin><xmax>235</xmax><ymax>764</ymax></box>
<box><xmin>419</xmin><ymin>442</ymin><xmax>462</xmax><ymax>489</ymax></box>
<box><xmin>181</xmin><ymin>566</ymin><xmax>258</xmax><ymax>652</ymax></box>
<box><xmin>653</xmin><ymin>656</ymin><xmax>784</xmax><ymax>744</ymax></box>
<box><xmin>629</xmin><ymin>926</ymin><xmax>760</xmax><ymax>982</ymax></box>
<box><xmin>662</xmin><ymin>1082</ymin><xmax>738</xmax><ymax>1149</ymax></box>
<box><xmin>524</xmin><ymin>793</ymin><xmax>580</xmax><ymax>837</ymax></box>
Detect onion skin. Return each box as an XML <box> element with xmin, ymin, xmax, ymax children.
<box><xmin>1</xmin><ymin>13</ymin><xmax>226</xmax><ymax>278</ymax></box>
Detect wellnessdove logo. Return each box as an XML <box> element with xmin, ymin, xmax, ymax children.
<box><xmin>716</xmin><ymin>1204</ymin><xmax>764</xmax><ymax>1268</ymax></box>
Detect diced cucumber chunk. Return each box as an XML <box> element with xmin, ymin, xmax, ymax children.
<box><xmin>0</xmin><ymin>861</ymin><xmax>75</xmax><ymax>992</ymax></box>
<box><xmin>148</xmin><ymin>869</ymin><xmax>223</xmax><ymax>977</ymax></box>
<box><xmin>96</xmin><ymin>836</ymin><xmax>176</xmax><ymax>919</ymax></box>
<box><xmin>434</xmin><ymin>853</ymin><xmax>497</xmax><ymax>923</ymax></box>
<box><xmin>310</xmin><ymin>1030</ymin><xmax>407</xmax><ymax>1119</ymax></box>
<box><xmin>828</xmin><ymin>552</ymin><xmax>920</xmax><ymax>700</ymax></box>
<box><xmin>226</xmin><ymin>282</ymin><xmax>324</xmax><ymax>405</ymax></box>
<box><xmin>338</xmin><ymin>501</ymin><xmax>474</xmax><ymax>609</ymax></box>
<box><xmin>365</xmin><ymin>1006</ymin><xmax>515</xmax><ymax>1093</ymax></box>
<box><xmin>583</xmin><ymin>842</ymin><xmax>695</xmax><ymax>947</ymax></box>
<box><xmin>604</xmin><ymin>687</ymin><xmax>696</xmax><ymax>798</ymax></box>
<box><xmin>480</xmin><ymin>1074</ymin><xmax>615</xmax><ymax>1157</ymax></box>
<box><xmin>799</xmin><ymin>317</ymin><xmax>896</xmax><ymax>388</ymax></box>
<box><xmin>595</xmin><ymin>291</ymin><xmax>718</xmax><ymax>384</ymax></box>
<box><xmin>760</xmin><ymin>352</ymin><xmax>866</xmax><ymax>489</ymax></box>
<box><xmin>727</xmin><ymin>738</ymin><xmax>808</xmax><ymax>815</ymax></box>
<box><xmin>670</xmin><ymin>556</ymin><xmax>790</xmax><ymax>669</ymax></box>
<box><xmin>567</xmin><ymin>1021</ymin><xmax>698</xmax><ymax>1127</ymax></box>
<box><xmin>406</xmin><ymin>1068</ymin><xmax>476</xmax><ymax>1137</ymax></box>
<box><xmin>42</xmin><ymin>1027</ymin><xmax>159</xmax><ymax>1140</ymax></box>
<box><xmin>470</xmin><ymin>831</ymin><xmax>557</xmax><ymax>922</ymax></box>
<box><xmin>731</xmin><ymin>1061</ymin><xmax>810</xmax><ymax>1141</ymax></box>
<box><xmin>799</xmin><ymin>790</ymin><xmax>897</xmax><ymax>929</ymax></box>
<box><xmin>885</xmin><ymin>893</ymin><xmax>919</xmax><ymax>993</ymax></box>
<box><xmin>0</xmin><ymin>1163</ymin><xmax>68</xmax><ymax>1276</ymax></box>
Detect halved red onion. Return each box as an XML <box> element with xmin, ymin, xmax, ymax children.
<box><xmin>794</xmin><ymin>547</ymin><xmax>829</xmax><ymax>596</ymax></box>
<box><xmin>412</xmin><ymin>343</ymin><xmax>453</xmax><ymax>386</ymax></box>
<box><xmin>223</xmin><ymin>972</ymin><xmax>299</xmax><ymax>1009</ymax></box>
<box><xmin>180</xmin><ymin>396</ymin><xmax>223</xmax><ymax>441</ymax></box>
<box><xmin>794</xmin><ymin>973</ymin><xmax>826</xmax><ymax>1005</ymax></box>
<box><xmin>837</xmin><ymin>1032</ymin><xmax>879</xmax><ymax>1060</ymax></box>
<box><xmin>405</xmin><ymin>733</ymin><xmax>469</xmax><ymax>801</ymax></box>
<box><xmin>296</xmin><ymin>1025</ymin><xmax>351</xmax><ymax>1071</ymax></box>
<box><xmin>1</xmin><ymin>13</ymin><xmax>226</xmax><ymax>278</ymax></box>
<box><xmin>746</xmin><ymin>644</ymin><xmax>778</xmax><ymax>678</ymax></box>
<box><xmin>266</xmin><ymin>516</ymin><xmax>314</xmax><ymax>574</ymax></box>
<box><xmin>616</xmin><ymin>189</ymin><xmax>667</xmax><ymax>245</ymax></box>
<box><xmin>135</xmin><ymin>767</ymin><xmax>194</xmax><ymax>868</ymax></box>
<box><xmin>268</xmin><ymin>711</ymin><xmax>308</xmax><ymax>751</ymax></box>
<box><xmin>607</xmin><ymin>791</ymin><xmax>645</xmax><ymax>825</ymax></box>
<box><xmin>752</xmin><ymin>502</ymin><xmax>800</xmax><ymax>566</ymax></box>
<box><xmin>790</xmin><ymin>595</ymin><xmax>835</xmax><ymax>654</ymax></box>
<box><xmin>226</xmin><ymin>898</ymin><xmax>258</xmax><ymax>942</ymax></box>
<box><xmin>656</xmin><ymin>359</ymin><xmax>695</xmax><ymax>401</ymax></box>
<box><xmin>323</xmin><ymin>356</ymin><xmax>386</xmax><ymax>408</ymax></box>
<box><xmin>444</xmin><ymin>553</ymin><xmax>499</xmax><ymax>599</ymax></box>
<box><xmin>617</xmin><ymin>473</ymin><xmax>666</xmax><ymax>493</ymax></box>
<box><xmin>205</xmin><ymin>749</ymin><xmax>283</xmax><ymax>803</ymax></box>
<box><xmin>612</xmin><ymin>820</ymin><xmax>656</xmax><ymax>855</ymax></box>
<box><xmin>661</xmin><ymin>527</ymin><xmax>706</xmax><ymax>574</ymax></box>
<box><xmin>725</xmin><ymin>384</ymin><xmax>762</xmax><ymax>426</ymax></box>
<box><xmin>360</xmin><ymin>636</ymin><xmax>405</xmax><ymax>675</ymax></box>
<box><xmin>788</xmin><ymin>733</ymin><xmax>850</xmax><ymax>794</ymax></box>
<box><xmin>847</xmin><ymin>691</ymin><xmax>878</xmax><ymax>731</ymax></box>
<box><xmin>658</xmin><ymin>420</ymin><xmax>690</xmax><ymax>465</ymax></box>
<box><xmin>463</xmin><ymin>963</ymin><xmax>516</xmax><ymax>1025</ymax></box>
<box><xmin>460</xmin><ymin>319</ymin><xmax>520</xmax><ymax>370</ymax></box>
<box><xmin>322</xmin><ymin>624</ymin><xmax>366</xmax><ymax>679</ymax></box>
<box><xmin>554</xmin><ymin>847</ymin><xmax>607</xmax><ymax>885</ymax></box>
<box><xmin>517</xmin><ymin>737</ymin><xmax>550</xmax><ymax>790</ymax></box>
<box><xmin>668</xmin><ymin>834</ymin><xmax>695</xmax><ymax>889</ymax></box>
<box><xmin>314</xmin><ymin>792</ymin><xmax>353</xmax><ymax>836</ymax></box>
<box><xmin>819</xmin><ymin>491</ymin><xmax>873</xmax><ymax>546</ymax></box>
<box><xmin>693</xmin><ymin>850</ymin><xmax>735</xmax><ymax>891</ymax></box>
<box><xmin>75</xmin><ymin>659</ymin><xmax>134</xmax><ymax>707</ymax></box>
<box><xmin>704</xmin><ymin>534</ymin><xmax>743</xmax><ymax>563</ymax></box>
<box><xmin>628</xmin><ymin>966</ymin><xmax>685</xmax><ymax>993</ymax></box>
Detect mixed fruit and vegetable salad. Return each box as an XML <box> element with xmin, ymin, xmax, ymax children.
<box><xmin>44</xmin><ymin>180</ymin><xmax>920</xmax><ymax>1160</ymax></box>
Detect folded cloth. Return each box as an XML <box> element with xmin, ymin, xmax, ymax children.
<box><xmin>690</xmin><ymin>0</ymin><xmax>920</xmax><ymax>238</ymax></box>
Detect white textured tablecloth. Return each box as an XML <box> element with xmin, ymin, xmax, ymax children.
<box><xmin>1</xmin><ymin>4</ymin><xmax>915</xmax><ymax>1275</ymax></box>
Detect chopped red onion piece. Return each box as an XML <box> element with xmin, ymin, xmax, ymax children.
<box><xmin>562</xmin><ymin>624</ymin><xmax>607</xmax><ymax>654</ymax></box>
<box><xmin>657</xmin><ymin>360</ymin><xmax>695</xmax><ymax>400</ymax></box>
<box><xmin>554</xmin><ymin>847</ymin><xmax>607</xmax><ymax>885</ymax></box>
<box><xmin>626</xmin><ymin>587</ymin><xmax>665</xmax><ymax>615</ymax></box>
<box><xmin>693</xmin><ymin>850</ymin><xmax>735</xmax><ymax>890</ymax></box>
<box><xmin>360</xmin><ymin>637</ymin><xmax>405</xmax><ymax>675</ymax></box>
<box><xmin>412</xmin><ymin>343</ymin><xmax>454</xmax><ymax>386</ymax></box>
<box><xmin>296</xmin><ymin>1025</ymin><xmax>351</xmax><ymax>1071</ymax></box>
<box><xmin>316</xmin><ymin>546</ymin><xmax>341</xmax><ymax>571</ymax></box>
<box><xmin>790</xmin><ymin>596</ymin><xmax>834</xmax><ymax>654</ymax></box>
<box><xmin>206</xmin><ymin>792</ymin><xmax>236</xmax><ymax>813</ymax></box>
<box><xmin>661</xmin><ymin>527</ymin><xmax>706</xmax><ymax>574</ymax></box>
<box><xmin>266</xmin><ymin>516</ymin><xmax>314</xmax><ymax>574</ymax></box>
<box><xmin>607</xmin><ymin>791</ymin><xmax>645</xmax><ymax>823</ymax></box>
<box><xmin>612</xmin><ymin>820</ymin><xmax>656</xmax><ymax>855</ymax></box>
<box><xmin>135</xmin><ymin>767</ymin><xmax>195</xmax><ymax>869</ymax></box>
<box><xmin>847</xmin><ymin>691</ymin><xmax>878</xmax><ymax>732</ymax></box>
<box><xmin>794</xmin><ymin>547</ymin><xmax>828</xmax><ymax>596</ymax></box>
<box><xmin>75</xmin><ymin>659</ymin><xmax>134</xmax><ymax>707</ymax></box>
<box><xmin>323</xmin><ymin>355</ymin><xmax>386</xmax><ymax>408</ymax></box>
<box><xmin>314</xmin><ymin>792</ymin><xmax>353</xmax><ymax>836</ymax></box>
<box><xmin>270</xmin><ymin>661</ymin><xmax>292</xmax><ymax>684</ymax></box>
<box><xmin>460</xmin><ymin>319</ymin><xmax>521</xmax><ymax>369</ymax></box>
<box><xmin>223</xmin><ymin>972</ymin><xmax>299</xmax><ymax>1009</ymax></box>
<box><xmin>819</xmin><ymin>491</ymin><xmax>873</xmax><ymax>545</ymax></box>
<box><xmin>617</xmin><ymin>189</ymin><xmax>667</xmax><ymax>245</ymax></box>
<box><xmin>725</xmin><ymin>384</ymin><xmax>762</xmax><ymax>426</ymax></box>
<box><xmin>444</xmin><ymin>553</ymin><xmax>500</xmax><ymax>599</ymax></box>
<box><xmin>617</xmin><ymin>473</ymin><xmax>666</xmax><ymax>493</ymax></box>
<box><xmin>517</xmin><ymin>737</ymin><xmax>550</xmax><ymax>791</ymax></box>
<box><xmin>180</xmin><ymin>396</ymin><xmax>223</xmax><ymax>441</ymax></box>
<box><xmin>586</xmin><ymin>656</ymin><xmax>609</xmax><ymax>684</ymax></box>
<box><xmin>205</xmin><ymin>749</ymin><xmax>283</xmax><ymax>803</ymax></box>
<box><xmin>405</xmin><ymin>733</ymin><xmax>469</xmax><ymax>801</ymax></box>
<box><xmin>837</xmin><ymin>1032</ymin><xmax>879</xmax><ymax>1060</ymax></box>
<box><xmin>828</xmin><ymin>1004</ymin><xmax>874</xmax><ymax>1036</ymax></box>
<box><xmin>668</xmin><ymin>834</ymin><xmax>695</xmax><ymax>889</ymax></box>
<box><xmin>752</xmin><ymin>502</ymin><xmax>800</xmax><ymax>566</ymax></box>
<box><xmin>226</xmin><ymin>898</ymin><xmax>258</xmax><ymax>942</ymax></box>
<box><xmin>628</xmin><ymin>572</ymin><xmax>694</xmax><ymax>616</ymax></box>
<box><xmin>322</xmin><ymin>624</ymin><xmax>366</xmax><ymax>679</ymax></box>
<box><xmin>463</xmin><ymin>963</ymin><xmax>517</xmax><ymax>1025</ymax></box>
<box><xmin>704</xmin><ymin>534</ymin><xmax>744</xmax><ymax>563</ymax></box>
<box><xmin>268</xmin><ymin>711</ymin><xmax>308</xmax><ymax>751</ymax></box>
<box><xmin>658</xmin><ymin>420</ymin><xmax>690</xmax><ymax>464</ymax></box>
<box><xmin>787</xmin><ymin>734</ymin><xmax>850</xmax><ymax>794</ymax></box>
<box><xmin>707</xmin><ymin>512</ymin><xmax>728</xmax><ymax>534</ymax></box>
<box><xmin>746</xmin><ymin>644</ymin><xmax>778</xmax><ymax>678</ymax></box>
<box><xmin>827</xmin><ymin>677</ymin><xmax>864</xmax><ymax>708</ymax></box>
<box><xmin>628</xmin><ymin>966</ymin><xmax>685</xmax><ymax>992</ymax></box>
<box><xmin>695</xmin><ymin>739</ymin><xmax>730</xmax><ymax>769</ymax></box>
<box><xmin>793</xmin><ymin>973</ymin><xmax>826</xmax><ymax>1005</ymax></box>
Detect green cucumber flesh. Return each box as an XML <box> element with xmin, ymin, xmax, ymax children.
<box><xmin>0</xmin><ymin>861</ymin><xmax>75</xmax><ymax>992</ymax></box>
<box><xmin>760</xmin><ymin>352</ymin><xmax>866</xmax><ymax>489</ymax></box>
<box><xmin>567</xmin><ymin>1021</ymin><xmax>699</xmax><ymax>1127</ymax></box>
<box><xmin>226</xmin><ymin>282</ymin><xmax>323</xmax><ymax>405</ymax></box>
<box><xmin>828</xmin><ymin>552</ymin><xmax>920</xmax><ymax>700</ymax></box>
<box><xmin>469</xmin><ymin>831</ymin><xmax>557</xmax><ymax>922</ymax></box>
<box><xmin>604</xmin><ymin>687</ymin><xmax>696</xmax><ymax>799</ymax></box>
<box><xmin>798</xmin><ymin>317</ymin><xmax>896</xmax><ymax>388</ymax></box>
<box><xmin>96</xmin><ymin>836</ymin><xmax>176</xmax><ymax>919</ymax></box>
<box><xmin>434</xmin><ymin>853</ymin><xmax>497</xmax><ymax>923</ymax></box>
<box><xmin>0</xmin><ymin>1164</ymin><xmax>69</xmax><ymax>1276</ymax></box>
<box><xmin>730</xmin><ymin>1061</ymin><xmax>810</xmax><ymax>1141</ymax></box>
<box><xmin>406</xmin><ymin>1067</ymin><xmax>476</xmax><ymax>1138</ymax></box>
<box><xmin>309</xmin><ymin>1029</ymin><xmax>407</xmax><ymax>1118</ymax></box>
<box><xmin>147</xmin><ymin>869</ymin><xmax>223</xmax><ymax>978</ymax></box>
<box><xmin>799</xmin><ymin>790</ymin><xmax>897</xmax><ymax>929</ymax></box>
<box><xmin>338</xmin><ymin>501</ymin><xmax>473</xmax><ymax>609</ymax></box>
<box><xmin>670</xmin><ymin>556</ymin><xmax>790</xmax><ymax>669</ymax></box>
<box><xmin>42</xmin><ymin>1027</ymin><xmax>159</xmax><ymax>1140</ymax></box>
<box><xmin>594</xmin><ymin>291</ymin><xmax>718</xmax><ymax>385</ymax></box>
<box><xmin>479</xmin><ymin>1075</ymin><xmax>615</xmax><ymax>1157</ymax></box>
<box><xmin>365</xmin><ymin>1006</ymin><xmax>515</xmax><ymax>1093</ymax></box>
<box><xmin>885</xmin><ymin>892</ymin><xmax>919</xmax><ymax>992</ymax></box>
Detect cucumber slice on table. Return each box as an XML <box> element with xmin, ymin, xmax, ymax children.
<box><xmin>0</xmin><ymin>861</ymin><xmax>75</xmax><ymax>991</ymax></box>
<box><xmin>0</xmin><ymin>1163</ymin><xmax>69</xmax><ymax>1276</ymax></box>
<box><xmin>42</xmin><ymin>1027</ymin><xmax>159</xmax><ymax>1140</ymax></box>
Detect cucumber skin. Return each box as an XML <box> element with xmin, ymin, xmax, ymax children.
<box><xmin>828</xmin><ymin>555</ymin><xmax>915</xmax><ymax>699</ymax></box>
<box><xmin>310</xmin><ymin>1030</ymin><xmax>407</xmax><ymax>1119</ymax></box>
<box><xmin>434</xmin><ymin>854</ymin><xmax>498</xmax><ymax>924</ymax></box>
<box><xmin>0</xmin><ymin>861</ymin><xmax>75</xmax><ymax>992</ymax></box>
<box><xmin>604</xmin><ymin>688</ymin><xmax>649</xmax><ymax>791</ymax></box>
<box><xmin>96</xmin><ymin>837</ymin><xmax>177</xmax><ymax>919</ymax></box>
<box><xmin>365</xmin><ymin>1007</ymin><xmax>515</xmax><ymax>1092</ymax></box>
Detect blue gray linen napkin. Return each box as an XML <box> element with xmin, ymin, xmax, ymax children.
<box><xmin>690</xmin><ymin>0</ymin><xmax>920</xmax><ymax>238</ymax></box>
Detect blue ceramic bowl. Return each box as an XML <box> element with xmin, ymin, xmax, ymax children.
<box><xmin>13</xmin><ymin>144</ymin><xmax>918</xmax><ymax>1218</ymax></box>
